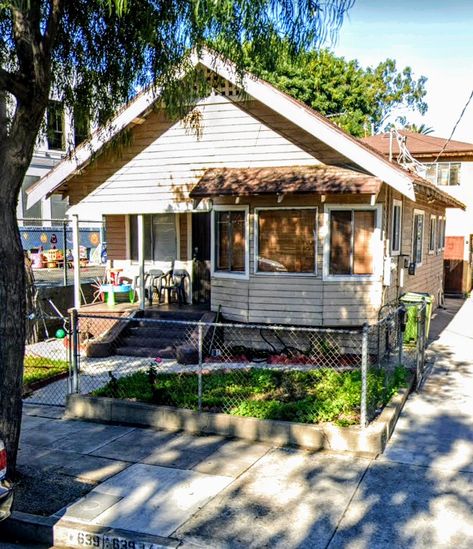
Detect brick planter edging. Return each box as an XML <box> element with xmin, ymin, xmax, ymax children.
<box><xmin>65</xmin><ymin>376</ymin><xmax>414</xmax><ymax>457</ymax></box>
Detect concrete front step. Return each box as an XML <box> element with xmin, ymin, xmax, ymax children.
<box><xmin>115</xmin><ymin>345</ymin><xmax>176</xmax><ymax>358</ymax></box>
<box><xmin>120</xmin><ymin>335</ymin><xmax>187</xmax><ymax>347</ymax></box>
<box><xmin>141</xmin><ymin>310</ymin><xmax>206</xmax><ymax>321</ymax></box>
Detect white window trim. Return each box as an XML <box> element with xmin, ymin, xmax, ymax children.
<box><xmin>391</xmin><ymin>199</ymin><xmax>402</xmax><ymax>256</ymax></box>
<box><xmin>211</xmin><ymin>205</ymin><xmax>250</xmax><ymax>280</ymax></box>
<box><xmin>253</xmin><ymin>206</ymin><xmax>318</xmax><ymax>276</ymax></box>
<box><xmin>128</xmin><ymin>213</ymin><xmax>179</xmax><ymax>264</ymax></box>
<box><xmin>412</xmin><ymin>209</ymin><xmax>425</xmax><ymax>266</ymax></box>
<box><xmin>429</xmin><ymin>214</ymin><xmax>437</xmax><ymax>254</ymax></box>
<box><xmin>322</xmin><ymin>204</ymin><xmax>383</xmax><ymax>282</ymax></box>
<box><xmin>438</xmin><ymin>215</ymin><xmax>446</xmax><ymax>251</ymax></box>
<box><xmin>424</xmin><ymin>162</ymin><xmax>461</xmax><ymax>187</ymax></box>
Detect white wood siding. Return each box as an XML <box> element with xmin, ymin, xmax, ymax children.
<box><xmin>210</xmin><ymin>195</ymin><xmax>384</xmax><ymax>326</ymax></box>
<box><xmin>69</xmin><ymin>95</ymin><xmax>318</xmax><ymax>218</ymax></box>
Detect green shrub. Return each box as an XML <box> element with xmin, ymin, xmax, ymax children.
<box><xmin>92</xmin><ymin>365</ymin><xmax>409</xmax><ymax>426</ymax></box>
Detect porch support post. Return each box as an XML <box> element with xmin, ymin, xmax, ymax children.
<box><xmin>72</xmin><ymin>214</ymin><xmax>81</xmax><ymax>309</ymax></box>
<box><xmin>138</xmin><ymin>214</ymin><xmax>145</xmax><ymax>310</ymax></box>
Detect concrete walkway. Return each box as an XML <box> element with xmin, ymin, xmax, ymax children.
<box><xmin>9</xmin><ymin>298</ymin><xmax>473</xmax><ymax>548</ymax></box>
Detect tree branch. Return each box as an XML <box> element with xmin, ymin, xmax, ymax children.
<box><xmin>42</xmin><ymin>0</ymin><xmax>64</xmax><ymax>58</ymax></box>
<box><xmin>0</xmin><ymin>68</ymin><xmax>29</xmax><ymax>101</ymax></box>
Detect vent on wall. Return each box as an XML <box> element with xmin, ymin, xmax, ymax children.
<box><xmin>203</xmin><ymin>69</ymin><xmax>239</xmax><ymax>97</ymax></box>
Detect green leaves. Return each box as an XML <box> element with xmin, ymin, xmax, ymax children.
<box><xmin>0</xmin><ymin>0</ymin><xmax>355</xmax><ymax>125</ymax></box>
<box><xmin>245</xmin><ymin>45</ymin><xmax>428</xmax><ymax>137</ymax></box>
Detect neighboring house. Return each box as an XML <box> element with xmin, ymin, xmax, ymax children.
<box><xmin>363</xmin><ymin>131</ymin><xmax>473</xmax><ymax>294</ymax></box>
<box><xmin>27</xmin><ymin>52</ymin><xmax>463</xmax><ymax>326</ymax></box>
<box><xmin>18</xmin><ymin>99</ymin><xmax>93</xmax><ymax>226</ymax></box>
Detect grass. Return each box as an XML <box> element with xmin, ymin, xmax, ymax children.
<box><xmin>23</xmin><ymin>355</ymin><xmax>69</xmax><ymax>386</ymax></box>
<box><xmin>93</xmin><ymin>366</ymin><xmax>410</xmax><ymax>426</ymax></box>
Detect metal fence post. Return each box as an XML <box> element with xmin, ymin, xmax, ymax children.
<box><xmin>398</xmin><ymin>306</ymin><xmax>405</xmax><ymax>367</ymax></box>
<box><xmin>62</xmin><ymin>220</ymin><xmax>68</xmax><ymax>287</ymax></box>
<box><xmin>70</xmin><ymin>308</ymin><xmax>80</xmax><ymax>394</ymax></box>
<box><xmin>198</xmin><ymin>323</ymin><xmax>203</xmax><ymax>413</ymax></box>
<box><xmin>360</xmin><ymin>323</ymin><xmax>369</xmax><ymax>428</ymax></box>
<box><xmin>415</xmin><ymin>305</ymin><xmax>426</xmax><ymax>390</ymax></box>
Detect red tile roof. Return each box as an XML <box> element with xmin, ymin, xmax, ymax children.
<box><xmin>361</xmin><ymin>131</ymin><xmax>473</xmax><ymax>159</ymax></box>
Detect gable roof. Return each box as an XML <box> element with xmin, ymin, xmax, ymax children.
<box><xmin>29</xmin><ymin>51</ymin><xmax>445</xmax><ymax>208</ymax></box>
<box><xmin>362</xmin><ymin>131</ymin><xmax>473</xmax><ymax>160</ymax></box>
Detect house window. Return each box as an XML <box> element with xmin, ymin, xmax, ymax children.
<box><xmin>412</xmin><ymin>210</ymin><xmax>425</xmax><ymax>264</ymax></box>
<box><xmin>437</xmin><ymin>216</ymin><xmax>446</xmax><ymax>250</ymax></box>
<box><xmin>130</xmin><ymin>214</ymin><xmax>177</xmax><ymax>261</ymax></box>
<box><xmin>213</xmin><ymin>208</ymin><xmax>247</xmax><ymax>275</ymax></box>
<box><xmin>429</xmin><ymin>215</ymin><xmax>437</xmax><ymax>253</ymax></box>
<box><xmin>73</xmin><ymin>104</ymin><xmax>90</xmax><ymax>146</ymax></box>
<box><xmin>256</xmin><ymin>208</ymin><xmax>317</xmax><ymax>273</ymax></box>
<box><xmin>424</xmin><ymin>163</ymin><xmax>461</xmax><ymax>186</ymax></box>
<box><xmin>391</xmin><ymin>199</ymin><xmax>402</xmax><ymax>255</ymax></box>
<box><xmin>329</xmin><ymin>209</ymin><xmax>376</xmax><ymax>276</ymax></box>
<box><xmin>47</xmin><ymin>100</ymin><xmax>65</xmax><ymax>150</ymax></box>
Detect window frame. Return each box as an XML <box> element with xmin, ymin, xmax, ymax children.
<box><xmin>411</xmin><ymin>209</ymin><xmax>425</xmax><ymax>266</ymax></box>
<box><xmin>323</xmin><ymin>204</ymin><xmax>383</xmax><ymax>282</ymax></box>
<box><xmin>253</xmin><ymin>206</ymin><xmax>318</xmax><ymax>276</ymax></box>
<box><xmin>46</xmin><ymin>100</ymin><xmax>65</xmax><ymax>151</ymax></box>
<box><xmin>437</xmin><ymin>215</ymin><xmax>446</xmax><ymax>251</ymax></box>
<box><xmin>429</xmin><ymin>214</ymin><xmax>437</xmax><ymax>254</ymax></box>
<box><xmin>211</xmin><ymin>205</ymin><xmax>249</xmax><ymax>279</ymax></box>
<box><xmin>424</xmin><ymin>162</ymin><xmax>461</xmax><ymax>186</ymax></box>
<box><xmin>391</xmin><ymin>199</ymin><xmax>403</xmax><ymax>256</ymax></box>
<box><xmin>129</xmin><ymin>213</ymin><xmax>180</xmax><ymax>263</ymax></box>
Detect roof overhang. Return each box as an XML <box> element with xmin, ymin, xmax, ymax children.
<box><xmin>190</xmin><ymin>166</ymin><xmax>382</xmax><ymax>198</ymax></box>
<box><xmin>28</xmin><ymin>49</ymin><xmax>421</xmax><ymax>209</ymax></box>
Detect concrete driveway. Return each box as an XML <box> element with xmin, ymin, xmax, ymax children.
<box><xmin>10</xmin><ymin>298</ymin><xmax>473</xmax><ymax>548</ymax></box>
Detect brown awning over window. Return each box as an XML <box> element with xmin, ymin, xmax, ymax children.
<box><xmin>189</xmin><ymin>166</ymin><xmax>383</xmax><ymax>198</ymax></box>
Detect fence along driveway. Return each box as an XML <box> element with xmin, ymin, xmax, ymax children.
<box><xmin>24</xmin><ymin>303</ymin><xmax>428</xmax><ymax>422</ymax></box>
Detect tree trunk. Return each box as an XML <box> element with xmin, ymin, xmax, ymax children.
<box><xmin>0</xmin><ymin>163</ymin><xmax>27</xmax><ymax>479</ymax></box>
<box><xmin>0</xmin><ymin>101</ymin><xmax>49</xmax><ymax>478</ymax></box>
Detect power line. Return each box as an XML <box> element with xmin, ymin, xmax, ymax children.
<box><xmin>434</xmin><ymin>88</ymin><xmax>473</xmax><ymax>163</ymax></box>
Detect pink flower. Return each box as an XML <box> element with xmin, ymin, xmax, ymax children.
<box><xmin>154</xmin><ymin>357</ymin><xmax>163</xmax><ymax>364</ymax></box>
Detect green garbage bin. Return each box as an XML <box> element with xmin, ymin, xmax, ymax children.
<box><xmin>400</xmin><ymin>292</ymin><xmax>434</xmax><ymax>343</ymax></box>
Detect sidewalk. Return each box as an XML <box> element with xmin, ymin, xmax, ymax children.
<box><xmin>5</xmin><ymin>298</ymin><xmax>473</xmax><ymax>548</ymax></box>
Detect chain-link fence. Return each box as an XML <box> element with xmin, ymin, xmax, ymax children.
<box><xmin>19</xmin><ymin>218</ymin><xmax>106</xmax><ymax>286</ymax></box>
<box><xmin>52</xmin><ymin>303</ymin><xmax>429</xmax><ymax>426</ymax></box>
<box><xmin>24</xmin><ymin>314</ymin><xmax>72</xmax><ymax>406</ymax></box>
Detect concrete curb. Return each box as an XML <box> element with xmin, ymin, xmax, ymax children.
<box><xmin>65</xmin><ymin>376</ymin><xmax>414</xmax><ymax>457</ymax></box>
<box><xmin>0</xmin><ymin>511</ymin><xmax>56</xmax><ymax>545</ymax></box>
<box><xmin>0</xmin><ymin>512</ymin><xmax>179</xmax><ymax>548</ymax></box>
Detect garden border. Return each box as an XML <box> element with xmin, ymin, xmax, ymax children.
<box><xmin>65</xmin><ymin>374</ymin><xmax>414</xmax><ymax>457</ymax></box>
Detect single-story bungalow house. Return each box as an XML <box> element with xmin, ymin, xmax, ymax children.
<box><xmin>28</xmin><ymin>51</ymin><xmax>464</xmax><ymax>327</ymax></box>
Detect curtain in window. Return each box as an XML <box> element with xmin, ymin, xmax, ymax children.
<box><xmin>392</xmin><ymin>204</ymin><xmax>401</xmax><ymax>253</ymax></box>
<box><xmin>216</xmin><ymin>211</ymin><xmax>245</xmax><ymax>272</ymax></box>
<box><xmin>353</xmin><ymin>211</ymin><xmax>375</xmax><ymax>274</ymax></box>
<box><xmin>413</xmin><ymin>214</ymin><xmax>424</xmax><ymax>263</ymax></box>
<box><xmin>330</xmin><ymin>210</ymin><xmax>352</xmax><ymax>275</ymax></box>
<box><xmin>130</xmin><ymin>214</ymin><xmax>176</xmax><ymax>261</ymax></box>
<box><xmin>330</xmin><ymin>210</ymin><xmax>375</xmax><ymax>275</ymax></box>
<box><xmin>258</xmin><ymin>209</ymin><xmax>316</xmax><ymax>272</ymax></box>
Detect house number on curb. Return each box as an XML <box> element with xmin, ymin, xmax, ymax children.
<box><xmin>68</xmin><ymin>530</ymin><xmax>160</xmax><ymax>549</ymax></box>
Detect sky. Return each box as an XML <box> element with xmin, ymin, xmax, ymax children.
<box><xmin>331</xmin><ymin>0</ymin><xmax>473</xmax><ymax>141</ymax></box>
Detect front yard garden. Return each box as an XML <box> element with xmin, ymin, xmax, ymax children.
<box><xmin>93</xmin><ymin>365</ymin><xmax>409</xmax><ymax>426</ymax></box>
<box><xmin>23</xmin><ymin>355</ymin><xmax>69</xmax><ymax>387</ymax></box>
